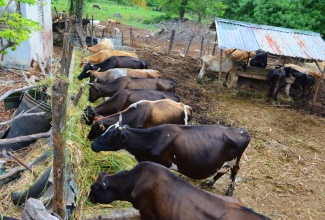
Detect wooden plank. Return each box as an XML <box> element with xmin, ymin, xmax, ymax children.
<box><xmin>237</xmin><ymin>71</ymin><xmax>267</xmax><ymax>80</ymax></box>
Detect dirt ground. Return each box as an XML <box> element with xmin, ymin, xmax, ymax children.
<box><xmin>1</xmin><ymin>22</ymin><xmax>325</xmax><ymax>219</ymax></box>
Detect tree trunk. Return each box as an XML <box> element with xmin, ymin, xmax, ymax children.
<box><xmin>78</xmin><ymin>0</ymin><xmax>83</xmax><ymax>27</ymax></box>
<box><xmin>179</xmin><ymin>0</ymin><xmax>189</xmax><ymax>20</ymax></box>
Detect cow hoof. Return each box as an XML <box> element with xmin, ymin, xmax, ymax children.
<box><xmin>201</xmin><ymin>180</ymin><xmax>214</xmax><ymax>187</ymax></box>
<box><xmin>225</xmin><ymin>189</ymin><xmax>234</xmax><ymax>196</ymax></box>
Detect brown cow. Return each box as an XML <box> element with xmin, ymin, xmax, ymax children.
<box><xmin>87</xmin><ymin>68</ymin><xmax>162</xmax><ymax>83</ymax></box>
<box><xmin>88</xmin><ymin>76</ymin><xmax>176</xmax><ymax>102</ymax></box>
<box><xmin>107</xmin><ymin>19</ymin><xmax>121</xmax><ymax>25</ymax></box>
<box><xmin>86</xmin><ymin>38</ymin><xmax>113</xmax><ymax>53</ymax></box>
<box><xmin>87</xmin><ymin>99</ymin><xmax>192</xmax><ymax>140</ymax></box>
<box><xmin>225</xmin><ymin>49</ymin><xmax>256</xmax><ymax>61</ymax></box>
<box><xmin>80</xmin><ymin>50</ymin><xmax>138</xmax><ymax>67</ymax></box>
<box><xmin>83</xmin><ymin>89</ymin><xmax>180</xmax><ymax>125</ymax></box>
<box><xmin>89</xmin><ymin>162</ymin><xmax>271</xmax><ymax>220</ymax></box>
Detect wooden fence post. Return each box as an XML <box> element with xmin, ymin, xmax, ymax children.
<box><xmin>200</xmin><ymin>36</ymin><xmax>205</xmax><ymax>59</ymax></box>
<box><xmin>130</xmin><ymin>28</ymin><xmax>133</xmax><ymax>47</ymax></box>
<box><xmin>52</xmin><ymin>78</ymin><xmax>68</xmax><ymax>220</ymax></box>
<box><xmin>184</xmin><ymin>34</ymin><xmax>195</xmax><ymax>57</ymax></box>
<box><xmin>313</xmin><ymin>66</ymin><xmax>325</xmax><ymax>105</ymax></box>
<box><xmin>60</xmin><ymin>33</ymin><xmax>71</xmax><ymax>77</ymax></box>
<box><xmin>167</xmin><ymin>29</ymin><xmax>176</xmax><ymax>55</ymax></box>
<box><xmin>91</xmin><ymin>15</ymin><xmax>94</xmax><ymax>46</ymax></box>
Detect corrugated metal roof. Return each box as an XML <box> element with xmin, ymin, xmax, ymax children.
<box><xmin>213</xmin><ymin>18</ymin><xmax>325</xmax><ymax>61</ymax></box>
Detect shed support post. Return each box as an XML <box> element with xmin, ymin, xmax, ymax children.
<box><xmin>312</xmin><ymin>64</ymin><xmax>325</xmax><ymax>105</ymax></box>
<box><xmin>218</xmin><ymin>49</ymin><xmax>223</xmax><ymax>81</ymax></box>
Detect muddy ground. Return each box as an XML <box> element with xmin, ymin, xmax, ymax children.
<box><xmin>1</xmin><ymin>22</ymin><xmax>325</xmax><ymax>219</ymax></box>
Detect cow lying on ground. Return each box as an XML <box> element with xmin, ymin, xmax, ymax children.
<box><xmin>85</xmin><ymin>68</ymin><xmax>162</xmax><ymax>83</ymax></box>
<box><xmin>91</xmin><ymin>122</ymin><xmax>251</xmax><ymax>195</ymax></box>
<box><xmin>83</xmin><ymin>89</ymin><xmax>180</xmax><ymax>125</ymax></box>
<box><xmin>107</xmin><ymin>19</ymin><xmax>121</xmax><ymax>25</ymax></box>
<box><xmin>78</xmin><ymin>56</ymin><xmax>148</xmax><ymax>80</ymax></box>
<box><xmin>88</xmin><ymin>77</ymin><xmax>176</xmax><ymax>102</ymax></box>
<box><xmin>87</xmin><ymin>100</ymin><xmax>193</xmax><ymax>140</ymax></box>
<box><xmin>86</xmin><ymin>38</ymin><xmax>113</xmax><ymax>53</ymax></box>
<box><xmin>79</xmin><ymin>49</ymin><xmax>138</xmax><ymax>67</ymax></box>
<box><xmin>250</xmin><ymin>50</ymin><xmax>267</xmax><ymax>68</ymax></box>
<box><xmin>89</xmin><ymin>162</ymin><xmax>270</xmax><ymax>220</ymax></box>
<box><xmin>197</xmin><ymin>54</ymin><xmax>246</xmax><ymax>83</ymax></box>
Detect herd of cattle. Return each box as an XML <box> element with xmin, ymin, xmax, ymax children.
<box><xmin>77</xmin><ymin>37</ymin><xmax>274</xmax><ymax>219</ymax></box>
<box><xmin>198</xmin><ymin>49</ymin><xmax>320</xmax><ymax>102</ymax></box>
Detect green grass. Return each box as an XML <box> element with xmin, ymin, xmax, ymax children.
<box><xmin>52</xmin><ymin>0</ymin><xmax>164</xmax><ymax>30</ymax></box>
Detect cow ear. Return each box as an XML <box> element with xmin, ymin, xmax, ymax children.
<box><xmin>100</xmin><ymin>179</ymin><xmax>109</xmax><ymax>190</ymax></box>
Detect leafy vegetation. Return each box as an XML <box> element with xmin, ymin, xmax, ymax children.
<box><xmin>0</xmin><ymin>0</ymin><xmax>41</xmax><ymax>54</ymax></box>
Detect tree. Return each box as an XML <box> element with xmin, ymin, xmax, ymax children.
<box><xmin>189</xmin><ymin>0</ymin><xmax>226</xmax><ymax>22</ymax></box>
<box><xmin>0</xmin><ymin>0</ymin><xmax>41</xmax><ymax>54</ymax></box>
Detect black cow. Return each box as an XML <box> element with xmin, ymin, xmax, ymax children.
<box><xmin>88</xmin><ymin>77</ymin><xmax>176</xmax><ymax>102</ymax></box>
<box><xmin>83</xmin><ymin>89</ymin><xmax>181</xmax><ymax>125</ymax></box>
<box><xmin>82</xmin><ymin>18</ymin><xmax>90</xmax><ymax>33</ymax></box>
<box><xmin>290</xmin><ymin>69</ymin><xmax>316</xmax><ymax>99</ymax></box>
<box><xmin>78</xmin><ymin>56</ymin><xmax>148</xmax><ymax>80</ymax></box>
<box><xmin>250</xmin><ymin>51</ymin><xmax>267</xmax><ymax>68</ymax></box>
<box><xmin>89</xmin><ymin>162</ymin><xmax>271</xmax><ymax>220</ymax></box>
<box><xmin>266</xmin><ymin>66</ymin><xmax>291</xmax><ymax>102</ymax></box>
<box><xmin>87</xmin><ymin>100</ymin><xmax>192</xmax><ymax>140</ymax></box>
<box><xmin>91</xmin><ymin>123</ymin><xmax>251</xmax><ymax>196</ymax></box>
<box><xmin>93</xmin><ymin>4</ymin><xmax>100</xmax><ymax>9</ymax></box>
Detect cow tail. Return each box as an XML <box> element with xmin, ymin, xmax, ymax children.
<box><xmin>183</xmin><ymin>105</ymin><xmax>191</xmax><ymax>125</ymax></box>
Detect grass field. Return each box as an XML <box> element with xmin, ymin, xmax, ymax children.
<box><xmin>52</xmin><ymin>0</ymin><xmax>164</xmax><ymax>30</ymax></box>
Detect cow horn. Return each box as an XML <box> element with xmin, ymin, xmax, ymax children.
<box><xmin>86</xmin><ymin>70</ymin><xmax>91</xmax><ymax>73</ymax></box>
<box><xmin>97</xmin><ymin>68</ymin><xmax>100</xmax><ymax>72</ymax></box>
<box><xmin>99</xmin><ymin>124</ymin><xmax>106</xmax><ymax>131</ymax></box>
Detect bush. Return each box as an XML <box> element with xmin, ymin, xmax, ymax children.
<box><xmin>142</xmin><ymin>14</ymin><xmax>177</xmax><ymax>24</ymax></box>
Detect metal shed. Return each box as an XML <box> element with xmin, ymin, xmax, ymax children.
<box><xmin>210</xmin><ymin>17</ymin><xmax>325</xmax><ymax>104</ymax></box>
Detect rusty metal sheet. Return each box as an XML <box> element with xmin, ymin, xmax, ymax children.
<box><xmin>214</xmin><ymin>18</ymin><xmax>325</xmax><ymax>61</ymax></box>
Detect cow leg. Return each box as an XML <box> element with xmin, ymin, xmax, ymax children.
<box><xmin>225</xmin><ymin>164</ymin><xmax>239</xmax><ymax>196</ymax></box>
<box><xmin>197</xmin><ymin>63</ymin><xmax>206</xmax><ymax>83</ymax></box>
<box><xmin>204</xmin><ymin>168</ymin><xmax>229</xmax><ymax>186</ymax></box>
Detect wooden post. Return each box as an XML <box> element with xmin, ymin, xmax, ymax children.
<box><xmin>130</xmin><ymin>28</ymin><xmax>133</xmax><ymax>47</ymax></box>
<box><xmin>212</xmin><ymin>33</ymin><xmax>218</xmax><ymax>55</ymax></box>
<box><xmin>167</xmin><ymin>29</ymin><xmax>176</xmax><ymax>55</ymax></box>
<box><xmin>60</xmin><ymin>33</ymin><xmax>71</xmax><ymax>77</ymax></box>
<box><xmin>91</xmin><ymin>16</ymin><xmax>94</xmax><ymax>46</ymax></box>
<box><xmin>52</xmin><ymin>78</ymin><xmax>68</xmax><ymax>220</ymax></box>
<box><xmin>184</xmin><ymin>34</ymin><xmax>195</xmax><ymax>57</ymax></box>
<box><xmin>121</xmin><ymin>31</ymin><xmax>124</xmax><ymax>46</ymax></box>
<box><xmin>218</xmin><ymin>49</ymin><xmax>223</xmax><ymax>81</ymax></box>
<box><xmin>200</xmin><ymin>36</ymin><xmax>204</xmax><ymax>59</ymax></box>
<box><xmin>312</xmin><ymin>65</ymin><xmax>325</xmax><ymax>105</ymax></box>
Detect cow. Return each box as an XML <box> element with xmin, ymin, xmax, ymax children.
<box><xmin>86</xmin><ymin>38</ymin><xmax>113</xmax><ymax>53</ymax></box>
<box><xmin>91</xmin><ymin>122</ymin><xmax>251</xmax><ymax>196</ymax></box>
<box><xmin>78</xmin><ymin>56</ymin><xmax>148</xmax><ymax>81</ymax></box>
<box><xmin>79</xmin><ymin>50</ymin><xmax>138</xmax><ymax>67</ymax></box>
<box><xmin>85</xmin><ymin>68</ymin><xmax>162</xmax><ymax>83</ymax></box>
<box><xmin>85</xmin><ymin>36</ymin><xmax>98</xmax><ymax>47</ymax></box>
<box><xmin>250</xmin><ymin>50</ymin><xmax>268</xmax><ymax>68</ymax></box>
<box><xmin>107</xmin><ymin>19</ymin><xmax>121</xmax><ymax>25</ymax></box>
<box><xmin>266</xmin><ymin>66</ymin><xmax>291</xmax><ymax>102</ymax></box>
<box><xmin>197</xmin><ymin>54</ymin><xmax>246</xmax><ymax>83</ymax></box>
<box><xmin>93</xmin><ymin>4</ymin><xmax>100</xmax><ymax>9</ymax></box>
<box><xmin>83</xmin><ymin>89</ymin><xmax>181</xmax><ymax>125</ymax></box>
<box><xmin>88</xmin><ymin>77</ymin><xmax>176</xmax><ymax>102</ymax></box>
<box><xmin>225</xmin><ymin>49</ymin><xmax>256</xmax><ymax>62</ymax></box>
<box><xmin>82</xmin><ymin>18</ymin><xmax>90</xmax><ymax>33</ymax></box>
<box><xmin>290</xmin><ymin>69</ymin><xmax>316</xmax><ymax>98</ymax></box>
<box><xmin>87</xmin><ymin>99</ymin><xmax>193</xmax><ymax>140</ymax></box>
<box><xmin>89</xmin><ymin>162</ymin><xmax>271</xmax><ymax>220</ymax></box>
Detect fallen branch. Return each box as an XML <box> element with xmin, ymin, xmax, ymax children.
<box><xmin>7</xmin><ymin>149</ymin><xmax>35</xmax><ymax>175</ymax></box>
<box><xmin>0</xmin><ymin>112</ymin><xmax>45</xmax><ymax>126</ymax></box>
<box><xmin>0</xmin><ymin>131</ymin><xmax>51</xmax><ymax>145</ymax></box>
<box><xmin>36</xmin><ymin>53</ymin><xmax>47</xmax><ymax>76</ymax></box>
<box><xmin>0</xmin><ymin>151</ymin><xmax>51</xmax><ymax>181</ymax></box>
<box><xmin>0</xmin><ymin>85</ymin><xmax>37</xmax><ymax>102</ymax></box>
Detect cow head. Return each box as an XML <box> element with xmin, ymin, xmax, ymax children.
<box><xmin>88</xmin><ymin>83</ymin><xmax>104</xmax><ymax>102</ymax></box>
<box><xmin>89</xmin><ymin>171</ymin><xmax>117</xmax><ymax>204</ymax></box>
<box><xmin>78</xmin><ymin>63</ymin><xmax>98</xmax><ymax>80</ymax></box>
<box><xmin>83</xmin><ymin>105</ymin><xmax>96</xmax><ymax>125</ymax></box>
<box><xmin>87</xmin><ymin>116</ymin><xmax>106</xmax><ymax>140</ymax></box>
<box><xmin>91</xmin><ymin>116</ymin><xmax>128</xmax><ymax>152</ymax></box>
